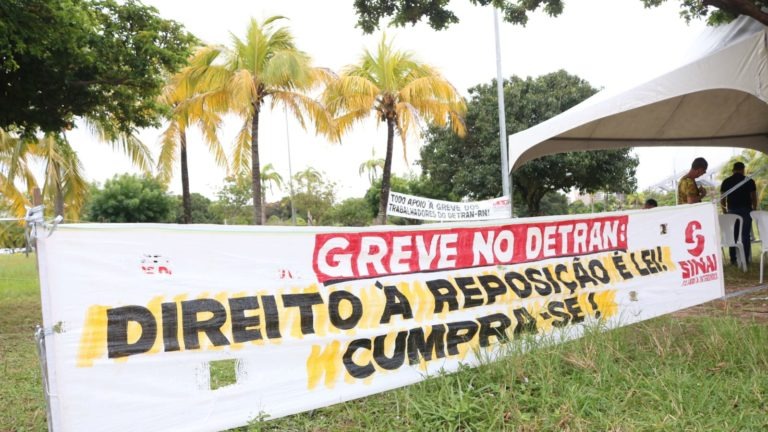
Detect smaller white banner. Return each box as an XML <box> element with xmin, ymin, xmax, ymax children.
<box><xmin>387</xmin><ymin>191</ymin><xmax>511</xmax><ymax>221</ymax></box>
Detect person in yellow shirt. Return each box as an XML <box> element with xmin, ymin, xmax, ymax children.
<box><xmin>677</xmin><ymin>157</ymin><xmax>708</xmax><ymax>204</ymax></box>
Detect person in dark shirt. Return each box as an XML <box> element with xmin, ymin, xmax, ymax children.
<box><xmin>720</xmin><ymin>162</ymin><xmax>757</xmax><ymax>266</ymax></box>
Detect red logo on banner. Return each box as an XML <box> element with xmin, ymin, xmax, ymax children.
<box><xmin>679</xmin><ymin>219</ymin><xmax>718</xmax><ymax>284</ymax></box>
<box><xmin>140</xmin><ymin>254</ymin><xmax>172</xmax><ymax>275</ymax></box>
<box><xmin>684</xmin><ymin>221</ymin><xmax>705</xmax><ymax>257</ymax></box>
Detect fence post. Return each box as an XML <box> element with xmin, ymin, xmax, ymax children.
<box><xmin>33</xmin><ymin>187</ymin><xmax>42</xmax><ymax>207</ymax></box>
<box><xmin>30</xmin><ymin>186</ymin><xmax>55</xmax><ymax>430</ymax></box>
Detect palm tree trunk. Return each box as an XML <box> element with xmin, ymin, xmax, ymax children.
<box><xmin>54</xmin><ymin>182</ymin><xmax>64</xmax><ymax>217</ymax></box>
<box><xmin>251</xmin><ymin>104</ymin><xmax>263</xmax><ymax>225</ymax></box>
<box><xmin>261</xmin><ymin>189</ymin><xmax>266</xmax><ymax>224</ymax></box>
<box><xmin>376</xmin><ymin>118</ymin><xmax>396</xmax><ymax>224</ymax></box>
<box><xmin>180</xmin><ymin>130</ymin><xmax>191</xmax><ymax>224</ymax></box>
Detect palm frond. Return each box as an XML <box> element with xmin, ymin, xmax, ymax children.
<box><xmin>273</xmin><ymin>91</ymin><xmax>340</xmax><ymax>142</ymax></box>
<box><xmin>323</xmin><ymin>75</ymin><xmax>379</xmax><ymax>114</ymax></box>
<box><xmin>156</xmin><ymin>121</ymin><xmax>180</xmax><ymax>185</ymax></box>
<box><xmin>0</xmin><ymin>172</ymin><xmax>30</xmax><ymax>217</ymax></box>
<box><xmin>231</xmin><ymin>119</ymin><xmax>252</xmax><ymax>175</ymax></box>
<box><xmin>260</xmin><ymin>162</ymin><xmax>284</xmax><ymax>193</ymax></box>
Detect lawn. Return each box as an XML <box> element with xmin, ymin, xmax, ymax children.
<box><xmin>0</xmin><ymin>254</ymin><xmax>45</xmax><ymax>432</ymax></box>
<box><xmin>1</xmin><ymin>253</ymin><xmax>766</xmax><ymax>432</ymax></box>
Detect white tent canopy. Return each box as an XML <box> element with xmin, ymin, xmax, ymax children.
<box><xmin>508</xmin><ymin>16</ymin><xmax>768</xmax><ymax>170</ymax></box>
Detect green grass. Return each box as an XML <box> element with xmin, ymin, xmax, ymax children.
<box><xmin>0</xmin><ymin>253</ymin><xmax>39</xmax><ymax>299</ymax></box>
<box><xmin>1</xmin><ymin>254</ymin><xmax>767</xmax><ymax>432</ymax></box>
<box><xmin>0</xmin><ymin>254</ymin><xmax>45</xmax><ymax>432</ymax></box>
<box><xmin>239</xmin><ymin>318</ymin><xmax>768</xmax><ymax>432</ymax></box>
<box><xmin>720</xmin><ymin>242</ymin><xmax>768</xmax><ymax>290</ymax></box>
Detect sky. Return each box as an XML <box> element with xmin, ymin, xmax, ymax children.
<box><xmin>67</xmin><ymin>0</ymin><xmax>738</xmax><ymax>201</ymax></box>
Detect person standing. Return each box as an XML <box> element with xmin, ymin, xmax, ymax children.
<box><xmin>677</xmin><ymin>157</ymin><xmax>709</xmax><ymax>204</ymax></box>
<box><xmin>720</xmin><ymin>161</ymin><xmax>757</xmax><ymax>266</ymax></box>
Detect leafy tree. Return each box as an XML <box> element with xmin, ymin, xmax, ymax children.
<box><xmin>568</xmin><ymin>200</ymin><xmax>590</xmax><ymax>215</ymax></box>
<box><xmin>646</xmin><ymin>189</ymin><xmax>676</xmax><ymax>207</ymax></box>
<box><xmin>363</xmin><ymin>174</ymin><xmax>428</xmax><ymax>225</ymax></box>
<box><xmin>274</xmin><ymin>170</ymin><xmax>336</xmax><ymax>225</ymax></box>
<box><xmin>86</xmin><ymin>174</ymin><xmax>175</xmax><ymax>223</ymax></box>
<box><xmin>323</xmin><ymin>35</ymin><xmax>466</xmax><ymax>224</ymax></box>
<box><xmin>0</xmin><ymin>220</ymin><xmax>25</xmax><ymax>249</ymax></box>
<box><xmin>157</xmin><ymin>47</ymin><xmax>228</xmax><ymax>224</ymax></box>
<box><xmin>0</xmin><ymin>197</ymin><xmax>26</xmax><ymax>248</ymax></box>
<box><xmin>514</xmin><ymin>150</ymin><xmax>637</xmax><ymax>215</ymax></box>
<box><xmin>0</xmin><ymin>0</ymin><xmax>196</xmax><ymax>135</ymax></box>
<box><xmin>173</xmin><ymin>193</ymin><xmax>221</xmax><ymax>224</ymax></box>
<box><xmin>419</xmin><ymin>71</ymin><xmax>638</xmax><ymax>215</ymax></box>
<box><xmin>263</xmin><ymin>201</ymin><xmax>287</xmax><ymax>224</ymax></box>
<box><xmin>210</xmin><ymin>175</ymin><xmax>252</xmax><ymax>225</ymax></box>
<box><xmin>353</xmin><ymin>0</ymin><xmax>768</xmax><ymax>33</ymax></box>
<box><xmin>640</xmin><ymin>0</ymin><xmax>768</xmax><ymax>26</ymax></box>
<box><xmin>624</xmin><ymin>191</ymin><xmax>647</xmax><ymax>209</ymax></box>
<box><xmin>541</xmin><ymin>192</ymin><xmax>568</xmax><ymax>215</ymax></box>
<box><xmin>195</xmin><ymin>16</ymin><xmax>336</xmax><ymax>224</ymax></box>
<box><xmin>515</xmin><ymin>192</ymin><xmax>568</xmax><ymax>217</ymax></box>
<box><xmin>325</xmin><ymin>198</ymin><xmax>374</xmax><ymax>226</ymax></box>
<box><xmin>602</xmin><ymin>193</ymin><xmax>622</xmax><ymax>212</ymax></box>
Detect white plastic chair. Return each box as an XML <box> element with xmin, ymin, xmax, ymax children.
<box><xmin>750</xmin><ymin>210</ymin><xmax>768</xmax><ymax>283</ymax></box>
<box><xmin>719</xmin><ymin>214</ymin><xmax>747</xmax><ymax>272</ymax></box>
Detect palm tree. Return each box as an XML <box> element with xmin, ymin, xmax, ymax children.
<box><xmin>157</xmin><ymin>47</ymin><xmax>228</xmax><ymax>224</ymax></box>
<box><xmin>323</xmin><ymin>35</ymin><xmax>466</xmax><ymax>224</ymax></box>
<box><xmin>1</xmin><ymin>122</ymin><xmax>152</xmax><ymax>220</ymax></box>
<box><xmin>259</xmin><ymin>163</ymin><xmax>283</xmax><ymax>223</ymax></box>
<box><xmin>195</xmin><ymin>16</ymin><xmax>337</xmax><ymax>224</ymax></box>
<box><xmin>27</xmin><ymin>133</ymin><xmax>88</xmax><ymax>219</ymax></box>
<box><xmin>3</xmin><ymin>131</ymin><xmax>88</xmax><ymax>220</ymax></box>
<box><xmin>359</xmin><ymin>148</ymin><xmax>385</xmax><ymax>185</ymax></box>
<box><xmin>294</xmin><ymin>166</ymin><xmax>323</xmax><ymax>192</ymax></box>
<box><xmin>0</xmin><ymin>129</ymin><xmax>37</xmax><ymax>217</ymax></box>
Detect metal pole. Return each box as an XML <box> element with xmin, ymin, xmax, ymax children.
<box><xmin>284</xmin><ymin>107</ymin><xmax>297</xmax><ymax>225</ymax></box>
<box><xmin>29</xmin><ymin>187</ymin><xmax>54</xmax><ymax>431</ymax></box>
<box><xmin>673</xmin><ymin>162</ymin><xmax>679</xmax><ymax>206</ymax></box>
<box><xmin>493</xmin><ymin>7</ymin><xmax>512</xmax><ymax>217</ymax></box>
<box><xmin>35</xmin><ymin>325</ymin><xmax>54</xmax><ymax>432</ymax></box>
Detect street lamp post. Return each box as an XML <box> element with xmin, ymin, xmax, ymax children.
<box><xmin>284</xmin><ymin>106</ymin><xmax>297</xmax><ymax>225</ymax></box>
<box><xmin>493</xmin><ymin>7</ymin><xmax>512</xmax><ymax>217</ymax></box>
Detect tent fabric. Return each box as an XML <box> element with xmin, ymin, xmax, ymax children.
<box><xmin>508</xmin><ymin>16</ymin><xmax>768</xmax><ymax>170</ymax></box>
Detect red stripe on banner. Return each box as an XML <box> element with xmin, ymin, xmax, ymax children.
<box><xmin>312</xmin><ymin>216</ymin><xmax>628</xmax><ymax>283</ymax></box>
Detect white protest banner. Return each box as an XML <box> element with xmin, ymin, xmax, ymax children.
<box><xmin>387</xmin><ymin>190</ymin><xmax>511</xmax><ymax>221</ymax></box>
<box><xmin>35</xmin><ymin>203</ymin><xmax>723</xmax><ymax>431</ymax></box>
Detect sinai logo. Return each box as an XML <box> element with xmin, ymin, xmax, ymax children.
<box><xmin>678</xmin><ymin>221</ymin><xmax>717</xmax><ymax>286</ymax></box>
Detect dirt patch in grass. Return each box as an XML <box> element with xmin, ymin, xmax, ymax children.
<box><xmin>673</xmin><ymin>285</ymin><xmax>768</xmax><ymax>323</ymax></box>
